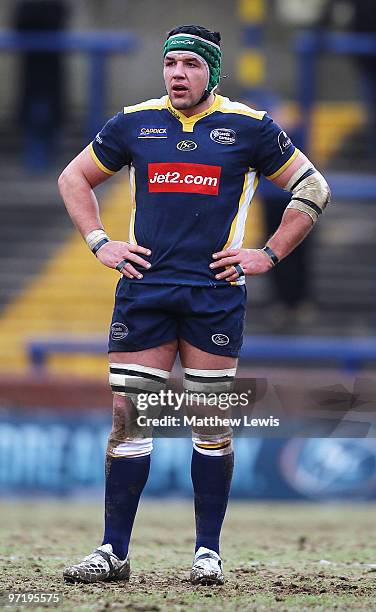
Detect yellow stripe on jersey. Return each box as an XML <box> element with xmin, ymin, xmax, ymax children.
<box><xmin>266</xmin><ymin>148</ymin><xmax>299</xmax><ymax>180</ymax></box>
<box><xmin>89</xmin><ymin>143</ymin><xmax>116</xmax><ymax>175</ymax></box>
<box><xmin>128</xmin><ymin>165</ymin><xmax>138</xmax><ymax>245</ymax></box>
<box><xmin>123</xmin><ymin>94</ymin><xmax>265</xmax><ymax>128</ymax></box>
<box><xmin>123</xmin><ymin>96</ymin><xmax>168</xmax><ymax>115</ymax></box>
<box><xmin>167</xmin><ymin>95</ymin><xmax>222</xmax><ymax>132</ymax></box>
<box><xmin>223</xmin><ymin>169</ymin><xmax>258</xmax><ymax>252</ymax></box>
<box><xmin>223</xmin><ymin>169</ymin><xmax>259</xmax><ymax>286</ymax></box>
<box><xmin>224</xmin><ymin>173</ymin><xmax>248</xmax><ymax>252</ymax></box>
<box><xmin>216</xmin><ymin>96</ymin><xmax>265</xmax><ymax>120</ymax></box>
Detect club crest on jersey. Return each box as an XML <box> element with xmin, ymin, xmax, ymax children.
<box><xmin>148</xmin><ymin>162</ymin><xmax>221</xmax><ymax>195</ymax></box>
<box><xmin>177</xmin><ymin>140</ymin><xmax>197</xmax><ymax>151</ymax></box>
<box><xmin>278</xmin><ymin>130</ymin><xmax>292</xmax><ymax>154</ymax></box>
<box><xmin>210</xmin><ymin>128</ymin><xmax>236</xmax><ymax>145</ymax></box>
<box><xmin>138</xmin><ymin>126</ymin><xmax>168</xmax><ymax>138</ymax></box>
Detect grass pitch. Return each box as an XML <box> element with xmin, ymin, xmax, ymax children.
<box><xmin>0</xmin><ymin>500</ymin><xmax>375</xmax><ymax>611</ymax></box>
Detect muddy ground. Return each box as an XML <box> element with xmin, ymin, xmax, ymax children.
<box><xmin>1</xmin><ymin>501</ymin><xmax>375</xmax><ymax>611</ymax></box>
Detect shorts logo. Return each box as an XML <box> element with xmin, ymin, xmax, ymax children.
<box><xmin>138</xmin><ymin>126</ymin><xmax>168</xmax><ymax>139</ymax></box>
<box><xmin>212</xmin><ymin>333</ymin><xmax>230</xmax><ymax>346</ymax></box>
<box><xmin>111</xmin><ymin>323</ymin><xmax>129</xmax><ymax>340</ymax></box>
<box><xmin>148</xmin><ymin>162</ymin><xmax>221</xmax><ymax>196</ymax></box>
<box><xmin>278</xmin><ymin>130</ymin><xmax>292</xmax><ymax>154</ymax></box>
<box><xmin>210</xmin><ymin>128</ymin><xmax>236</xmax><ymax>145</ymax></box>
<box><xmin>95</xmin><ymin>133</ymin><xmax>103</xmax><ymax>144</ymax></box>
<box><xmin>177</xmin><ymin>140</ymin><xmax>197</xmax><ymax>151</ymax></box>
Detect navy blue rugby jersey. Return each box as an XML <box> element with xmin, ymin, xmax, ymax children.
<box><xmin>90</xmin><ymin>94</ymin><xmax>298</xmax><ymax>287</ymax></box>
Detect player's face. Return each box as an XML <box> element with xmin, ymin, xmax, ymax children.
<box><xmin>163</xmin><ymin>52</ymin><xmax>209</xmax><ymax>114</ymax></box>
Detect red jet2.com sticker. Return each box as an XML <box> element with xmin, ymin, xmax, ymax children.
<box><xmin>148</xmin><ymin>162</ymin><xmax>221</xmax><ymax>196</ymax></box>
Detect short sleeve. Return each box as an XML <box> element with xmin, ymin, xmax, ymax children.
<box><xmin>253</xmin><ymin>114</ymin><xmax>298</xmax><ymax>179</ymax></box>
<box><xmin>90</xmin><ymin>112</ymin><xmax>131</xmax><ymax>174</ymax></box>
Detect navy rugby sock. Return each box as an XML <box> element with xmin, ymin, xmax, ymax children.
<box><xmin>191</xmin><ymin>448</ymin><xmax>234</xmax><ymax>555</ymax></box>
<box><xmin>102</xmin><ymin>454</ymin><xmax>150</xmax><ymax>560</ymax></box>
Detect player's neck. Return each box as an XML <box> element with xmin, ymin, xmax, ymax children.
<box><xmin>178</xmin><ymin>93</ymin><xmax>216</xmax><ymax>118</ymax></box>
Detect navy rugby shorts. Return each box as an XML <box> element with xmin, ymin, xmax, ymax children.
<box><xmin>108</xmin><ymin>280</ymin><xmax>247</xmax><ymax>357</ymax></box>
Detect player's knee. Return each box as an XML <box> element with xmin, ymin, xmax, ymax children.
<box><xmin>183</xmin><ymin>367</ymin><xmax>237</xmax><ymax>398</ymax></box>
<box><xmin>111</xmin><ymin>393</ymin><xmax>136</xmax><ymax>431</ymax></box>
<box><xmin>108</xmin><ymin>363</ymin><xmax>169</xmax><ymax>456</ymax></box>
<box><xmin>108</xmin><ymin>394</ymin><xmax>151</xmax><ymax>456</ymax></box>
<box><xmin>184</xmin><ymin>367</ymin><xmax>235</xmax><ymax>456</ymax></box>
<box><xmin>192</xmin><ymin>429</ymin><xmax>233</xmax><ymax>456</ymax></box>
<box><xmin>109</xmin><ymin>362</ymin><xmax>170</xmax><ymax>407</ymax></box>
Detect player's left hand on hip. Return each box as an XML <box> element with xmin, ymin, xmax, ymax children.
<box><xmin>210</xmin><ymin>248</ymin><xmax>273</xmax><ymax>282</ymax></box>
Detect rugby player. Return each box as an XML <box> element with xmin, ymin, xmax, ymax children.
<box><xmin>58</xmin><ymin>24</ymin><xmax>330</xmax><ymax>586</ymax></box>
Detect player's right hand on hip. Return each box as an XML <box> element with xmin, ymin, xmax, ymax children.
<box><xmin>96</xmin><ymin>241</ymin><xmax>152</xmax><ymax>279</ymax></box>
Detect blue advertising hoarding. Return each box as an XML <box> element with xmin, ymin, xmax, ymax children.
<box><xmin>1</xmin><ymin>408</ymin><xmax>376</xmax><ymax>500</ymax></box>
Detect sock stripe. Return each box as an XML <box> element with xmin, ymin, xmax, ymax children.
<box><xmin>195</xmin><ymin>441</ymin><xmax>232</xmax><ymax>450</ymax></box>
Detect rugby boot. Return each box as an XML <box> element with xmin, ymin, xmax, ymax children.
<box><xmin>190</xmin><ymin>546</ymin><xmax>224</xmax><ymax>585</ymax></box>
<box><xmin>63</xmin><ymin>543</ymin><xmax>130</xmax><ymax>583</ymax></box>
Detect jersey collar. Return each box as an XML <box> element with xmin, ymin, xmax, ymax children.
<box><xmin>166</xmin><ymin>95</ymin><xmax>222</xmax><ymax>132</ymax></box>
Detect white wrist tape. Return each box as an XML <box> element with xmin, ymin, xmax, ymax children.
<box><xmin>85</xmin><ymin>229</ymin><xmax>110</xmax><ymax>255</ymax></box>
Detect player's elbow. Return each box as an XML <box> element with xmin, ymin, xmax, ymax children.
<box><xmin>58</xmin><ymin>166</ymin><xmax>81</xmax><ymax>198</ymax></box>
<box><xmin>58</xmin><ymin>168</ymin><xmax>70</xmax><ymax>196</ymax></box>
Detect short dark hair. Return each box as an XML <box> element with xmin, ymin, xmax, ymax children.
<box><xmin>167</xmin><ymin>24</ymin><xmax>221</xmax><ymax>47</ymax></box>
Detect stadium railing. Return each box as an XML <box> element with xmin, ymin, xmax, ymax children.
<box><xmin>294</xmin><ymin>30</ymin><xmax>376</xmax><ymax>340</ymax></box>
<box><xmin>294</xmin><ymin>30</ymin><xmax>376</xmax><ymax>200</ymax></box>
<box><xmin>0</xmin><ymin>30</ymin><xmax>137</xmax><ymax>138</ymax></box>
<box><xmin>27</xmin><ymin>335</ymin><xmax>376</xmax><ymax>372</ymax></box>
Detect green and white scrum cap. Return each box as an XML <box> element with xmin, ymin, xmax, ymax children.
<box><xmin>163</xmin><ymin>25</ymin><xmax>222</xmax><ymax>96</ymax></box>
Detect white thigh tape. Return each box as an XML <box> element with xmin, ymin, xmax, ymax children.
<box><xmin>183</xmin><ymin>367</ymin><xmax>237</xmax><ymax>393</ymax></box>
<box><xmin>109</xmin><ymin>363</ymin><xmax>169</xmax><ymax>396</ymax></box>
